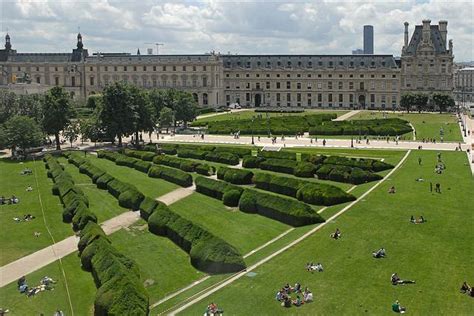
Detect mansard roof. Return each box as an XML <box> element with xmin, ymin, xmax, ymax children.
<box><xmin>222</xmin><ymin>55</ymin><xmax>399</xmax><ymax>69</ymax></box>
<box><xmin>86</xmin><ymin>54</ymin><xmax>215</xmax><ymax>63</ymax></box>
<box><xmin>6</xmin><ymin>53</ymin><xmax>73</xmax><ymax>62</ymax></box>
<box><xmin>404</xmin><ymin>25</ymin><xmax>447</xmax><ymax>55</ymax></box>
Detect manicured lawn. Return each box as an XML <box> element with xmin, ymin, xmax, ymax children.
<box><xmin>58</xmin><ymin>157</ymin><xmax>129</xmax><ymax>223</ymax></box>
<box><xmin>350</xmin><ymin>111</ymin><xmax>462</xmax><ymax>142</ymax></box>
<box><xmin>0</xmin><ymin>159</ymin><xmax>73</xmax><ymax>265</ymax></box>
<box><xmin>0</xmin><ymin>252</ymin><xmax>96</xmax><ymax>315</ymax></box>
<box><xmin>87</xmin><ymin>155</ymin><xmax>179</xmax><ymax>198</ymax></box>
<box><xmin>180</xmin><ymin>151</ymin><xmax>473</xmax><ymax>315</ymax></box>
<box><xmin>108</xmin><ymin>220</ymin><xmax>205</xmax><ymax>302</ymax></box>
<box><xmin>169</xmin><ymin>193</ymin><xmax>291</xmax><ymax>255</ymax></box>
<box><xmin>194</xmin><ymin>109</ymin><xmax>348</xmax><ymax>124</ymax></box>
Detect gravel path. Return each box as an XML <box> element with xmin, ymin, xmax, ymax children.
<box><xmin>332</xmin><ymin>110</ymin><xmax>361</xmax><ymax>121</ymax></box>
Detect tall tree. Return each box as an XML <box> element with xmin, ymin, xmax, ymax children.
<box><xmin>130</xmin><ymin>86</ymin><xmax>155</xmax><ymax>148</ymax></box>
<box><xmin>413</xmin><ymin>93</ymin><xmax>428</xmax><ymax>113</ymax></box>
<box><xmin>0</xmin><ymin>90</ymin><xmax>18</xmax><ymax>124</ymax></box>
<box><xmin>62</xmin><ymin>121</ymin><xmax>80</xmax><ymax>148</ymax></box>
<box><xmin>1</xmin><ymin>115</ymin><xmax>44</xmax><ymax>157</ymax></box>
<box><xmin>99</xmin><ymin>82</ymin><xmax>135</xmax><ymax>147</ymax></box>
<box><xmin>42</xmin><ymin>87</ymin><xmax>74</xmax><ymax>150</ymax></box>
<box><xmin>174</xmin><ymin>91</ymin><xmax>197</xmax><ymax>128</ymax></box>
<box><xmin>400</xmin><ymin>93</ymin><xmax>414</xmax><ymax>113</ymax></box>
<box><xmin>159</xmin><ymin>107</ymin><xmax>174</xmax><ymax>133</ymax></box>
<box><xmin>432</xmin><ymin>93</ymin><xmax>455</xmax><ymax>113</ymax></box>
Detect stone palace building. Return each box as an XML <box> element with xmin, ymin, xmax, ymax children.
<box><xmin>0</xmin><ymin>20</ymin><xmax>453</xmax><ymax>109</ymax></box>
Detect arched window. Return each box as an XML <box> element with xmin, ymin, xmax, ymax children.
<box><xmin>203</xmin><ymin>93</ymin><xmax>208</xmax><ymax>105</ymax></box>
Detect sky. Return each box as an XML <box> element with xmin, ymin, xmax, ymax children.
<box><xmin>1</xmin><ymin>0</ymin><xmax>473</xmax><ymax>61</ymax></box>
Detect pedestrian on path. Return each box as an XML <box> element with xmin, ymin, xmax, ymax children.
<box><xmin>323</xmin><ymin>139</ymin><xmax>326</xmax><ymax>146</ymax></box>
<box><xmin>418</xmin><ymin>157</ymin><xmax>422</xmax><ymax>165</ymax></box>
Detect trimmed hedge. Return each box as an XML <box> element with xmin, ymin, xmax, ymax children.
<box><xmin>124</xmin><ymin>149</ymin><xmax>155</xmax><ymax>161</ymax></box>
<box><xmin>259</xmin><ymin>150</ymin><xmax>296</xmax><ymax>160</ymax></box>
<box><xmin>204</xmin><ymin>151</ymin><xmax>239</xmax><ymax>165</ymax></box>
<box><xmin>214</xmin><ymin>146</ymin><xmax>251</xmax><ymax>158</ymax></box>
<box><xmin>253</xmin><ymin>172</ymin><xmax>355</xmax><ymax>206</ymax></box>
<box><xmin>242</xmin><ymin>155</ymin><xmax>265</xmax><ymax>168</ymax></box>
<box><xmin>138</xmin><ymin>196</ymin><xmax>159</xmax><ymax>220</ymax></box>
<box><xmin>148</xmin><ymin>165</ymin><xmax>193</xmax><ymax>187</ymax></box>
<box><xmin>315</xmin><ymin>164</ymin><xmax>382</xmax><ymax>184</ymax></box>
<box><xmin>147</xmin><ymin>203</ymin><xmax>246</xmax><ymax>273</ymax></box>
<box><xmin>308</xmin><ymin>118</ymin><xmax>412</xmax><ymax>136</ymax></box>
<box><xmin>118</xmin><ymin>189</ymin><xmax>145</xmax><ymax>210</ymax></box>
<box><xmin>293</xmin><ymin>162</ymin><xmax>317</xmax><ymax>178</ymax></box>
<box><xmin>217</xmin><ymin>167</ymin><xmax>254</xmax><ymax>185</ymax></box>
<box><xmin>177</xmin><ymin>149</ymin><xmax>207</xmax><ymax>160</ymax></box>
<box><xmin>107</xmin><ymin>178</ymin><xmax>137</xmax><ymax>198</ymax></box>
<box><xmin>195</xmin><ymin>176</ymin><xmax>243</xmax><ymax>206</ymax></box>
<box><xmin>96</xmin><ymin>173</ymin><xmax>114</xmax><ymax>189</ymax></box>
<box><xmin>133</xmin><ymin>160</ymin><xmax>152</xmax><ymax>173</ymax></box>
<box><xmin>239</xmin><ymin>189</ymin><xmax>325</xmax><ymax>226</ymax></box>
<box><xmin>259</xmin><ymin>158</ymin><xmax>296</xmax><ymax>175</ymax></box>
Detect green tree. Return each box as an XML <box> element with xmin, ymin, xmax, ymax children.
<box><xmin>62</xmin><ymin>121</ymin><xmax>80</xmax><ymax>148</ymax></box>
<box><xmin>17</xmin><ymin>94</ymin><xmax>43</xmax><ymax>124</ymax></box>
<box><xmin>413</xmin><ymin>93</ymin><xmax>428</xmax><ymax>113</ymax></box>
<box><xmin>86</xmin><ymin>94</ymin><xmax>102</xmax><ymax>109</ymax></box>
<box><xmin>80</xmin><ymin>116</ymin><xmax>101</xmax><ymax>146</ymax></box>
<box><xmin>174</xmin><ymin>91</ymin><xmax>197</xmax><ymax>128</ymax></box>
<box><xmin>400</xmin><ymin>93</ymin><xmax>414</xmax><ymax>113</ymax></box>
<box><xmin>1</xmin><ymin>115</ymin><xmax>44</xmax><ymax>157</ymax></box>
<box><xmin>0</xmin><ymin>90</ymin><xmax>18</xmax><ymax>124</ymax></box>
<box><xmin>42</xmin><ymin>86</ymin><xmax>75</xmax><ymax>150</ymax></box>
<box><xmin>130</xmin><ymin>86</ymin><xmax>155</xmax><ymax>148</ymax></box>
<box><xmin>159</xmin><ymin>107</ymin><xmax>174</xmax><ymax>133</ymax></box>
<box><xmin>432</xmin><ymin>93</ymin><xmax>455</xmax><ymax>113</ymax></box>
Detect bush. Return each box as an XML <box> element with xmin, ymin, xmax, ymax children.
<box><xmin>296</xmin><ymin>183</ymin><xmax>356</xmax><ymax>206</ymax></box>
<box><xmin>107</xmin><ymin>179</ymin><xmax>136</xmax><ymax>198</ymax></box>
<box><xmin>147</xmin><ymin>203</ymin><xmax>245</xmax><ymax>273</ymax></box>
<box><xmin>195</xmin><ymin>176</ymin><xmax>243</xmax><ymax>201</ymax></box>
<box><xmin>293</xmin><ymin>162</ymin><xmax>317</xmax><ymax>178</ymax></box>
<box><xmin>139</xmin><ymin>197</ymin><xmax>159</xmax><ymax>220</ymax></box>
<box><xmin>72</xmin><ymin>206</ymin><xmax>98</xmax><ymax>231</ymax></box>
<box><xmin>177</xmin><ymin>149</ymin><xmax>208</xmax><ymax>160</ymax></box>
<box><xmin>78</xmin><ymin>222</ymin><xmax>108</xmax><ymax>253</ymax></box>
<box><xmin>259</xmin><ymin>150</ymin><xmax>296</xmax><ymax>160</ymax></box>
<box><xmin>308</xmin><ymin>118</ymin><xmax>412</xmax><ymax>136</ymax></box>
<box><xmin>222</xmin><ymin>189</ymin><xmax>241</xmax><ymax>207</ymax></box>
<box><xmin>204</xmin><ymin>151</ymin><xmax>239</xmax><ymax>165</ymax></box>
<box><xmin>148</xmin><ymin>165</ymin><xmax>193</xmax><ymax>187</ymax></box>
<box><xmin>239</xmin><ymin>189</ymin><xmax>325</xmax><ymax>226</ymax></box>
<box><xmin>133</xmin><ymin>160</ymin><xmax>152</xmax><ymax>173</ymax></box>
<box><xmin>315</xmin><ymin>164</ymin><xmax>382</xmax><ymax>184</ymax></box>
<box><xmin>242</xmin><ymin>155</ymin><xmax>265</xmax><ymax>168</ymax></box>
<box><xmin>195</xmin><ymin>163</ymin><xmax>212</xmax><ymax>176</ymax></box>
<box><xmin>118</xmin><ymin>189</ymin><xmax>145</xmax><ymax>210</ymax></box>
<box><xmin>217</xmin><ymin>167</ymin><xmax>254</xmax><ymax>185</ymax></box>
<box><xmin>214</xmin><ymin>146</ymin><xmax>251</xmax><ymax>158</ymax></box>
<box><xmin>124</xmin><ymin>149</ymin><xmax>155</xmax><ymax>161</ymax></box>
<box><xmin>259</xmin><ymin>158</ymin><xmax>296</xmax><ymax>174</ymax></box>
<box><xmin>96</xmin><ymin>173</ymin><xmax>114</xmax><ymax>189</ymax></box>
<box><xmin>115</xmin><ymin>155</ymin><xmax>138</xmax><ymax>168</ymax></box>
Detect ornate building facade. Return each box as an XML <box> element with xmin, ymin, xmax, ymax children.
<box><xmin>0</xmin><ymin>20</ymin><xmax>453</xmax><ymax>109</ymax></box>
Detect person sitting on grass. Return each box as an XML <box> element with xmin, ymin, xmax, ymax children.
<box><xmin>10</xmin><ymin>196</ymin><xmax>19</xmax><ymax>204</ymax></box>
<box><xmin>330</xmin><ymin>228</ymin><xmax>341</xmax><ymax>239</ymax></box>
<box><xmin>294</xmin><ymin>282</ymin><xmax>301</xmax><ymax>293</ymax></box>
<box><xmin>417</xmin><ymin>216</ymin><xmax>426</xmax><ymax>223</ymax></box>
<box><xmin>26</xmin><ymin>186</ymin><xmax>33</xmax><ymax>192</ymax></box>
<box><xmin>391</xmin><ymin>273</ymin><xmax>416</xmax><ymax>285</ymax></box>
<box><xmin>388</xmin><ymin>186</ymin><xmax>396</xmax><ymax>194</ymax></box>
<box><xmin>0</xmin><ymin>196</ymin><xmax>5</xmax><ymax>205</ymax></box>
<box><xmin>392</xmin><ymin>300</ymin><xmax>406</xmax><ymax>313</ymax></box>
<box><xmin>24</xmin><ymin>214</ymin><xmax>35</xmax><ymax>221</ymax></box>
<box><xmin>34</xmin><ymin>232</ymin><xmax>41</xmax><ymax>237</ymax></box>
<box><xmin>292</xmin><ymin>295</ymin><xmax>303</xmax><ymax>307</ymax></box>
<box><xmin>373</xmin><ymin>248</ymin><xmax>386</xmax><ymax>258</ymax></box>
<box><xmin>303</xmin><ymin>288</ymin><xmax>313</xmax><ymax>302</ymax></box>
<box><xmin>410</xmin><ymin>216</ymin><xmax>416</xmax><ymax>224</ymax></box>
<box><xmin>460</xmin><ymin>282</ymin><xmax>471</xmax><ymax>294</ymax></box>
<box><xmin>283</xmin><ymin>283</ymin><xmax>292</xmax><ymax>293</ymax></box>
<box><xmin>281</xmin><ymin>295</ymin><xmax>292</xmax><ymax>308</ymax></box>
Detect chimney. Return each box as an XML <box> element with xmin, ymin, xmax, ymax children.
<box><xmin>439</xmin><ymin>20</ymin><xmax>448</xmax><ymax>47</ymax></box>
<box><xmin>404</xmin><ymin>22</ymin><xmax>409</xmax><ymax>48</ymax></box>
<box><xmin>422</xmin><ymin>19</ymin><xmax>431</xmax><ymax>43</ymax></box>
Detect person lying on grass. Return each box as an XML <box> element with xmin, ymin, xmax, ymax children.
<box><xmin>410</xmin><ymin>216</ymin><xmax>426</xmax><ymax>224</ymax></box>
<box><xmin>392</xmin><ymin>300</ymin><xmax>406</xmax><ymax>313</ymax></box>
<box><xmin>307</xmin><ymin>262</ymin><xmax>323</xmax><ymax>272</ymax></box>
<box><xmin>460</xmin><ymin>282</ymin><xmax>474</xmax><ymax>297</ymax></box>
<box><xmin>391</xmin><ymin>273</ymin><xmax>416</xmax><ymax>285</ymax></box>
<box><xmin>388</xmin><ymin>186</ymin><xmax>396</xmax><ymax>194</ymax></box>
<box><xmin>330</xmin><ymin>228</ymin><xmax>341</xmax><ymax>239</ymax></box>
<box><xmin>373</xmin><ymin>248</ymin><xmax>386</xmax><ymax>258</ymax></box>
<box><xmin>26</xmin><ymin>186</ymin><xmax>33</xmax><ymax>192</ymax></box>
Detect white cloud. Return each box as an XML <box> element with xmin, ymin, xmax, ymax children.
<box><xmin>1</xmin><ymin>0</ymin><xmax>472</xmax><ymax>61</ymax></box>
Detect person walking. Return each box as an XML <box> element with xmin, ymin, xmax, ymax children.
<box><xmin>430</xmin><ymin>182</ymin><xmax>433</xmax><ymax>192</ymax></box>
<box><xmin>435</xmin><ymin>183</ymin><xmax>441</xmax><ymax>193</ymax></box>
<box><xmin>418</xmin><ymin>157</ymin><xmax>422</xmax><ymax>165</ymax></box>
<box><xmin>323</xmin><ymin>139</ymin><xmax>326</xmax><ymax>146</ymax></box>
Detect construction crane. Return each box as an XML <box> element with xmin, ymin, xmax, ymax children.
<box><xmin>145</xmin><ymin>43</ymin><xmax>164</xmax><ymax>55</ymax></box>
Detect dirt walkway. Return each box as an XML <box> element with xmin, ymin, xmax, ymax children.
<box><xmin>156</xmin><ymin>185</ymin><xmax>195</xmax><ymax>204</ymax></box>
<box><xmin>332</xmin><ymin>110</ymin><xmax>361</xmax><ymax>121</ymax></box>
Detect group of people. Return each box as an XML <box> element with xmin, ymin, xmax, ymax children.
<box><xmin>410</xmin><ymin>216</ymin><xmax>426</xmax><ymax>224</ymax></box>
<box><xmin>275</xmin><ymin>283</ymin><xmax>313</xmax><ymax>308</ymax></box>
<box><xmin>0</xmin><ymin>196</ymin><xmax>19</xmax><ymax>205</ymax></box>
<box><xmin>306</xmin><ymin>262</ymin><xmax>323</xmax><ymax>273</ymax></box>
<box><xmin>460</xmin><ymin>282</ymin><xmax>474</xmax><ymax>297</ymax></box>
<box><xmin>13</xmin><ymin>214</ymin><xmax>35</xmax><ymax>223</ymax></box>
<box><xmin>204</xmin><ymin>302</ymin><xmax>223</xmax><ymax>316</ymax></box>
<box><xmin>17</xmin><ymin>276</ymin><xmax>56</xmax><ymax>297</ymax></box>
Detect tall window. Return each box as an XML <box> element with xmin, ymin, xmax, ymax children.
<box><xmin>276</xmin><ymin>93</ymin><xmax>280</xmax><ymax>101</ymax></box>
<box><xmin>338</xmin><ymin>81</ymin><xmax>343</xmax><ymax>89</ymax></box>
<box><xmin>286</xmin><ymin>81</ymin><xmax>291</xmax><ymax>89</ymax></box>
<box><xmin>203</xmin><ymin>93</ymin><xmax>208</xmax><ymax>105</ymax></box>
<box><xmin>276</xmin><ymin>82</ymin><xmax>281</xmax><ymax>89</ymax></box>
<box><xmin>328</xmin><ymin>81</ymin><xmax>333</xmax><ymax>89</ymax></box>
<box><xmin>266</xmin><ymin>82</ymin><xmax>270</xmax><ymax>89</ymax></box>
<box><xmin>339</xmin><ymin>94</ymin><xmax>343</xmax><ymax>102</ymax></box>
<box><xmin>328</xmin><ymin>94</ymin><xmax>333</xmax><ymax>102</ymax></box>
<box><xmin>55</xmin><ymin>77</ymin><xmax>59</xmax><ymax>86</ymax></box>
<box><xmin>71</xmin><ymin>77</ymin><xmax>75</xmax><ymax>87</ymax></box>
<box><xmin>202</xmin><ymin>77</ymin><xmax>207</xmax><ymax>87</ymax></box>
<box><xmin>297</xmin><ymin>82</ymin><xmax>301</xmax><ymax>89</ymax></box>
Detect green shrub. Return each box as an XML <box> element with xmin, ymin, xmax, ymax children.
<box><xmin>315</xmin><ymin>164</ymin><xmax>382</xmax><ymax>184</ymax></box>
<box><xmin>107</xmin><ymin>179</ymin><xmax>136</xmax><ymax>198</ymax></box>
<box><xmin>214</xmin><ymin>146</ymin><xmax>251</xmax><ymax>158</ymax></box>
<box><xmin>118</xmin><ymin>189</ymin><xmax>145</xmax><ymax>210</ymax></box>
<box><xmin>217</xmin><ymin>167</ymin><xmax>254</xmax><ymax>184</ymax></box>
<box><xmin>177</xmin><ymin>149</ymin><xmax>208</xmax><ymax>160</ymax></box>
<box><xmin>148</xmin><ymin>165</ymin><xmax>193</xmax><ymax>187</ymax></box>
<box><xmin>72</xmin><ymin>206</ymin><xmax>98</xmax><ymax>231</ymax></box>
<box><xmin>293</xmin><ymin>162</ymin><xmax>317</xmax><ymax>178</ymax></box>
<box><xmin>78</xmin><ymin>222</ymin><xmax>108</xmax><ymax>253</ymax></box>
<box><xmin>133</xmin><ymin>160</ymin><xmax>152</xmax><ymax>173</ymax></box>
<box><xmin>296</xmin><ymin>183</ymin><xmax>356</xmax><ymax>205</ymax></box>
<box><xmin>195</xmin><ymin>176</ymin><xmax>243</xmax><ymax>201</ymax></box>
<box><xmin>96</xmin><ymin>173</ymin><xmax>114</xmax><ymax>189</ymax></box>
<box><xmin>139</xmin><ymin>197</ymin><xmax>159</xmax><ymax>220</ymax></box>
<box><xmin>204</xmin><ymin>151</ymin><xmax>239</xmax><ymax>165</ymax></box>
<box><xmin>239</xmin><ymin>189</ymin><xmax>324</xmax><ymax>226</ymax></box>
<box><xmin>179</xmin><ymin>160</ymin><xmax>198</xmax><ymax>172</ymax></box>
<box><xmin>259</xmin><ymin>158</ymin><xmax>296</xmax><ymax>174</ymax></box>
<box><xmin>195</xmin><ymin>163</ymin><xmax>212</xmax><ymax>176</ymax></box>
<box><xmin>259</xmin><ymin>150</ymin><xmax>296</xmax><ymax>160</ymax></box>
<box><xmin>115</xmin><ymin>155</ymin><xmax>138</xmax><ymax>168</ymax></box>
<box><xmin>308</xmin><ymin>118</ymin><xmax>412</xmax><ymax>136</ymax></box>
<box><xmin>222</xmin><ymin>189</ymin><xmax>241</xmax><ymax>207</ymax></box>
<box><xmin>242</xmin><ymin>155</ymin><xmax>265</xmax><ymax>168</ymax></box>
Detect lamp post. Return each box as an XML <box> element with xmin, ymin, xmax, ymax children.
<box><xmin>351</xmin><ymin>136</ymin><xmax>354</xmax><ymax>148</ymax></box>
<box><xmin>251</xmin><ymin>117</ymin><xmax>255</xmax><ymax>145</ymax></box>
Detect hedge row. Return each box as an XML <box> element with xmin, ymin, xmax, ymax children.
<box><xmin>305</xmin><ymin>155</ymin><xmax>393</xmax><ymax>172</ymax></box>
<box><xmin>148</xmin><ymin>165</ymin><xmax>193</xmax><ymax>187</ymax></box>
<box><xmin>259</xmin><ymin>158</ymin><xmax>316</xmax><ymax>178</ymax></box>
<box><xmin>44</xmin><ymin>154</ymin><xmax>96</xmax><ymax>231</ymax></box>
<box><xmin>216</xmin><ymin>167</ymin><xmax>253</xmax><ymax>185</ymax></box>
<box><xmin>176</xmin><ymin>149</ymin><xmax>240</xmax><ymax>166</ymax></box>
<box><xmin>239</xmin><ymin>189</ymin><xmax>325</xmax><ymax>226</ymax></box>
<box><xmin>315</xmin><ymin>164</ymin><xmax>382</xmax><ymax>184</ymax></box>
<box><xmin>145</xmin><ymin>143</ymin><xmax>252</xmax><ymax>159</ymax></box>
<box><xmin>146</xmin><ymin>202</ymin><xmax>246</xmax><ymax>273</ymax></box>
<box><xmin>253</xmin><ymin>173</ymin><xmax>355</xmax><ymax>206</ymax></box>
<box><xmin>123</xmin><ymin>149</ymin><xmax>155</xmax><ymax>161</ymax></box>
<box><xmin>195</xmin><ymin>176</ymin><xmax>243</xmax><ymax>207</ymax></box>
<box><xmin>308</xmin><ymin>118</ymin><xmax>413</xmax><ymax>136</ymax></box>
<box><xmin>78</xmin><ymin>222</ymin><xmax>148</xmax><ymax>315</ymax></box>
<box><xmin>153</xmin><ymin>154</ymin><xmax>212</xmax><ymax>175</ymax></box>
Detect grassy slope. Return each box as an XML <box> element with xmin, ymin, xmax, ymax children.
<box><xmin>169</xmin><ymin>193</ymin><xmax>290</xmax><ymax>255</ymax></box>
<box><xmin>181</xmin><ymin>151</ymin><xmax>473</xmax><ymax>315</ymax></box>
<box><xmin>108</xmin><ymin>220</ymin><xmax>205</xmax><ymax>303</ymax></box>
<box><xmin>0</xmin><ymin>252</ymin><xmax>96</xmax><ymax>315</ymax></box>
<box><xmin>0</xmin><ymin>159</ymin><xmax>72</xmax><ymax>265</ymax></box>
<box><xmin>194</xmin><ymin>110</ymin><xmax>348</xmax><ymax>124</ymax></box>
<box><xmin>87</xmin><ymin>155</ymin><xmax>179</xmax><ymax>198</ymax></box>
<box><xmin>350</xmin><ymin>111</ymin><xmax>462</xmax><ymax>142</ymax></box>
<box><xmin>58</xmin><ymin>157</ymin><xmax>129</xmax><ymax>223</ymax></box>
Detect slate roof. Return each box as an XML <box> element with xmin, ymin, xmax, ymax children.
<box><xmin>404</xmin><ymin>25</ymin><xmax>448</xmax><ymax>55</ymax></box>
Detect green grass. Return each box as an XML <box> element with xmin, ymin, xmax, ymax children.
<box><xmin>107</xmin><ymin>220</ymin><xmax>205</xmax><ymax>303</ymax></box>
<box><xmin>0</xmin><ymin>159</ymin><xmax>73</xmax><ymax>265</ymax></box>
<box><xmin>58</xmin><ymin>157</ymin><xmax>129</xmax><ymax>223</ymax></box>
<box><xmin>169</xmin><ymin>193</ymin><xmax>291</xmax><ymax>255</ymax></box>
<box><xmin>194</xmin><ymin>109</ymin><xmax>348</xmax><ymax>124</ymax></box>
<box><xmin>350</xmin><ymin>111</ymin><xmax>462</xmax><ymax>142</ymax></box>
<box><xmin>87</xmin><ymin>155</ymin><xmax>179</xmax><ymax>198</ymax></box>
<box><xmin>0</xmin><ymin>252</ymin><xmax>96</xmax><ymax>315</ymax></box>
<box><xmin>180</xmin><ymin>151</ymin><xmax>473</xmax><ymax>315</ymax></box>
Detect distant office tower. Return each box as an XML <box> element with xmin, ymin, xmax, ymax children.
<box><xmin>364</xmin><ymin>25</ymin><xmax>374</xmax><ymax>54</ymax></box>
<box><xmin>352</xmin><ymin>48</ymin><xmax>364</xmax><ymax>55</ymax></box>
